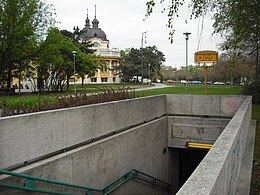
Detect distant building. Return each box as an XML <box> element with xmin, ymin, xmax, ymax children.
<box><xmin>76</xmin><ymin>7</ymin><xmax>121</xmax><ymax>84</ymax></box>
<box><xmin>11</xmin><ymin>7</ymin><xmax>121</xmax><ymax>93</ymax></box>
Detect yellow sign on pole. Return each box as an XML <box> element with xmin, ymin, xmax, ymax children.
<box><xmin>194</xmin><ymin>50</ymin><xmax>218</xmax><ymax>95</ymax></box>
<box><xmin>194</xmin><ymin>50</ymin><xmax>218</xmax><ymax>63</ymax></box>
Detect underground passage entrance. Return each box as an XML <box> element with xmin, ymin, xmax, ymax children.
<box><xmin>178</xmin><ymin>148</ymin><xmax>209</xmax><ymax>188</ymax></box>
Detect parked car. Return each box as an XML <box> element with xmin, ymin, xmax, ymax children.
<box><xmin>180</xmin><ymin>80</ymin><xmax>186</xmax><ymax>84</ymax></box>
<box><xmin>214</xmin><ymin>82</ymin><xmax>225</xmax><ymax>85</ymax></box>
<box><xmin>143</xmin><ymin>78</ymin><xmax>151</xmax><ymax>84</ymax></box>
<box><xmin>166</xmin><ymin>79</ymin><xmax>175</xmax><ymax>83</ymax></box>
<box><xmin>204</xmin><ymin>81</ymin><xmax>213</xmax><ymax>85</ymax></box>
<box><xmin>129</xmin><ymin>76</ymin><xmax>142</xmax><ymax>83</ymax></box>
<box><xmin>191</xmin><ymin>81</ymin><xmax>202</xmax><ymax>84</ymax></box>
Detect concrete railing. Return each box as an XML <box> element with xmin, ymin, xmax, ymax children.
<box><xmin>0</xmin><ymin>95</ymin><xmax>165</xmax><ymax>169</ymax></box>
<box><xmin>0</xmin><ymin>95</ymin><xmax>249</xmax><ymax>171</ymax></box>
<box><xmin>166</xmin><ymin>95</ymin><xmax>246</xmax><ymax>117</ymax></box>
<box><xmin>176</xmin><ymin>96</ymin><xmax>252</xmax><ymax>195</ymax></box>
<box><xmin>95</xmin><ymin>50</ymin><xmax>120</xmax><ymax>58</ymax></box>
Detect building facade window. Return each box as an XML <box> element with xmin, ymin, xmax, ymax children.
<box><xmin>91</xmin><ymin>78</ymin><xmax>97</xmax><ymax>82</ymax></box>
<box><xmin>102</xmin><ymin>62</ymin><xmax>107</xmax><ymax>72</ymax></box>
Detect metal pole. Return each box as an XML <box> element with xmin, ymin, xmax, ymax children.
<box><xmin>72</xmin><ymin>51</ymin><xmax>77</xmax><ymax>94</ymax></box>
<box><xmin>185</xmin><ymin>37</ymin><xmax>188</xmax><ymax>94</ymax></box>
<box><xmin>141</xmin><ymin>31</ymin><xmax>147</xmax><ymax>85</ymax></box>
<box><xmin>148</xmin><ymin>63</ymin><xmax>151</xmax><ymax>85</ymax></box>
<box><xmin>256</xmin><ymin>41</ymin><xmax>259</xmax><ymax>79</ymax></box>
<box><xmin>183</xmin><ymin>32</ymin><xmax>191</xmax><ymax>95</ymax></box>
<box><xmin>204</xmin><ymin>63</ymin><xmax>208</xmax><ymax>95</ymax></box>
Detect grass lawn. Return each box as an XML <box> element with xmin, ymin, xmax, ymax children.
<box><xmin>137</xmin><ymin>83</ymin><xmax>241</xmax><ymax>96</ymax></box>
<box><xmin>0</xmin><ymin>83</ymin><xmax>146</xmax><ymax>107</ymax></box>
<box><xmin>251</xmin><ymin>104</ymin><xmax>260</xmax><ymax>194</ymax></box>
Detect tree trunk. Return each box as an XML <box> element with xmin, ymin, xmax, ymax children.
<box><xmin>81</xmin><ymin>75</ymin><xmax>84</xmax><ymax>87</ymax></box>
<box><xmin>18</xmin><ymin>76</ymin><xmax>21</xmax><ymax>95</ymax></box>
<box><xmin>67</xmin><ymin>76</ymin><xmax>69</xmax><ymax>91</ymax></box>
<box><xmin>256</xmin><ymin>43</ymin><xmax>259</xmax><ymax>79</ymax></box>
<box><xmin>7</xmin><ymin>66</ymin><xmax>12</xmax><ymax>96</ymax></box>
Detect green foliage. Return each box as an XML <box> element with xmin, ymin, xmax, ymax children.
<box><xmin>37</xmin><ymin>28</ymin><xmax>96</xmax><ymax>92</ymax></box>
<box><xmin>251</xmin><ymin>104</ymin><xmax>260</xmax><ymax>194</ymax></box>
<box><xmin>0</xmin><ymin>87</ymin><xmax>140</xmax><ymax>117</ymax></box>
<box><xmin>146</xmin><ymin>0</ymin><xmax>260</xmax><ymax>79</ymax></box>
<box><xmin>137</xmin><ymin>84</ymin><xmax>241</xmax><ymax>96</ymax></box>
<box><xmin>0</xmin><ymin>0</ymin><xmax>55</xmax><ymax>91</ymax></box>
<box><xmin>60</xmin><ymin>29</ymin><xmax>96</xmax><ymax>54</ymax></box>
<box><xmin>120</xmin><ymin>46</ymin><xmax>165</xmax><ymax>81</ymax></box>
<box><xmin>241</xmin><ymin>80</ymin><xmax>260</xmax><ymax>104</ymax></box>
<box><xmin>146</xmin><ymin>0</ymin><xmax>209</xmax><ymax>43</ymax></box>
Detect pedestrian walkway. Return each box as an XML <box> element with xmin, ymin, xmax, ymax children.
<box><xmin>134</xmin><ymin>83</ymin><xmax>172</xmax><ymax>91</ymax></box>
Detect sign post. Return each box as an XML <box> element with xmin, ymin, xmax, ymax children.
<box><xmin>194</xmin><ymin>50</ymin><xmax>218</xmax><ymax>95</ymax></box>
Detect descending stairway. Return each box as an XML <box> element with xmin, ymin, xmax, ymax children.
<box><xmin>0</xmin><ymin>169</ymin><xmax>172</xmax><ymax>195</ymax></box>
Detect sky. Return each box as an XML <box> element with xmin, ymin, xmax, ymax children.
<box><xmin>46</xmin><ymin>0</ymin><xmax>223</xmax><ymax>69</ymax></box>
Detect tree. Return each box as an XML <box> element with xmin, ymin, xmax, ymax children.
<box><xmin>120</xmin><ymin>46</ymin><xmax>165</xmax><ymax>81</ymax></box>
<box><xmin>146</xmin><ymin>0</ymin><xmax>260</xmax><ymax>78</ymax></box>
<box><xmin>60</xmin><ymin>29</ymin><xmax>96</xmax><ymax>54</ymax></box>
<box><xmin>213</xmin><ymin>52</ymin><xmax>255</xmax><ymax>83</ymax></box>
<box><xmin>0</xmin><ymin>0</ymin><xmax>55</xmax><ymax>94</ymax></box>
<box><xmin>38</xmin><ymin>28</ymin><xmax>96</xmax><ymax>92</ymax></box>
<box><xmin>60</xmin><ymin>29</ymin><xmax>97</xmax><ymax>87</ymax></box>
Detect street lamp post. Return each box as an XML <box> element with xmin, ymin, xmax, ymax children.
<box><xmin>72</xmin><ymin>51</ymin><xmax>77</xmax><ymax>94</ymax></box>
<box><xmin>148</xmin><ymin>63</ymin><xmax>151</xmax><ymax>85</ymax></box>
<box><xmin>141</xmin><ymin>31</ymin><xmax>147</xmax><ymax>85</ymax></box>
<box><xmin>183</xmin><ymin>32</ymin><xmax>191</xmax><ymax>94</ymax></box>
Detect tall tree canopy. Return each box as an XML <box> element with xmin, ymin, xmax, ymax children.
<box><xmin>37</xmin><ymin>28</ymin><xmax>96</xmax><ymax>92</ymax></box>
<box><xmin>120</xmin><ymin>46</ymin><xmax>165</xmax><ymax>81</ymax></box>
<box><xmin>0</xmin><ymin>0</ymin><xmax>55</xmax><ymax>92</ymax></box>
<box><xmin>146</xmin><ymin>0</ymin><xmax>260</xmax><ymax>78</ymax></box>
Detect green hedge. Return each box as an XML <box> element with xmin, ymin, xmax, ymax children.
<box><xmin>242</xmin><ymin>80</ymin><xmax>260</xmax><ymax>104</ymax></box>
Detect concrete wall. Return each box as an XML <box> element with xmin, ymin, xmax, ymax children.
<box><xmin>0</xmin><ymin>95</ymin><xmax>165</xmax><ymax>169</ymax></box>
<box><xmin>168</xmin><ymin>116</ymin><xmax>230</xmax><ymax>148</ymax></box>
<box><xmin>166</xmin><ymin>95</ymin><xmax>246</xmax><ymax>117</ymax></box>
<box><xmin>176</xmin><ymin>96</ymin><xmax>253</xmax><ymax>195</ymax></box>
<box><xmin>0</xmin><ymin>95</ymin><xmax>247</xmax><ymax>169</ymax></box>
<box><xmin>0</xmin><ymin>118</ymin><xmax>173</xmax><ymax>195</ymax></box>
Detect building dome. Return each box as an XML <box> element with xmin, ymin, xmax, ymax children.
<box><xmin>78</xmin><ymin>28</ymin><xmax>108</xmax><ymax>41</ymax></box>
<box><xmin>78</xmin><ymin>6</ymin><xmax>108</xmax><ymax>42</ymax></box>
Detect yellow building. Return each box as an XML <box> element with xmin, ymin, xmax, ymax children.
<box><xmin>77</xmin><ymin>8</ymin><xmax>121</xmax><ymax>84</ymax></box>
<box><xmin>11</xmin><ymin>7</ymin><xmax>121</xmax><ymax>93</ymax></box>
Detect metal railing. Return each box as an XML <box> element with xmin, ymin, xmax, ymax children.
<box><xmin>0</xmin><ymin>169</ymin><xmax>171</xmax><ymax>195</ymax></box>
<box><xmin>95</xmin><ymin>50</ymin><xmax>120</xmax><ymax>58</ymax></box>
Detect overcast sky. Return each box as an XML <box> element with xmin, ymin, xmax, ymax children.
<box><xmin>46</xmin><ymin>0</ymin><xmax>223</xmax><ymax>69</ymax></box>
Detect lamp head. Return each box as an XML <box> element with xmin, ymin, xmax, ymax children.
<box><xmin>183</xmin><ymin>32</ymin><xmax>191</xmax><ymax>40</ymax></box>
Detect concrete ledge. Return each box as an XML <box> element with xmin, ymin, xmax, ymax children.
<box><xmin>176</xmin><ymin>96</ymin><xmax>252</xmax><ymax>195</ymax></box>
<box><xmin>0</xmin><ymin>95</ymin><xmax>166</xmax><ymax>169</ymax></box>
<box><xmin>166</xmin><ymin>95</ymin><xmax>246</xmax><ymax>117</ymax></box>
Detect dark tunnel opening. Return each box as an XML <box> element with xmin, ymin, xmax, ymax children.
<box><xmin>178</xmin><ymin>148</ymin><xmax>209</xmax><ymax>188</ymax></box>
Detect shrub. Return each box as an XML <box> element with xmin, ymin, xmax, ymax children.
<box><xmin>0</xmin><ymin>87</ymin><xmax>141</xmax><ymax>117</ymax></box>
<box><xmin>241</xmin><ymin>80</ymin><xmax>260</xmax><ymax>104</ymax></box>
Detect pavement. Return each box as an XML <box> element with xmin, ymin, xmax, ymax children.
<box><xmin>134</xmin><ymin>83</ymin><xmax>172</xmax><ymax>91</ymax></box>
